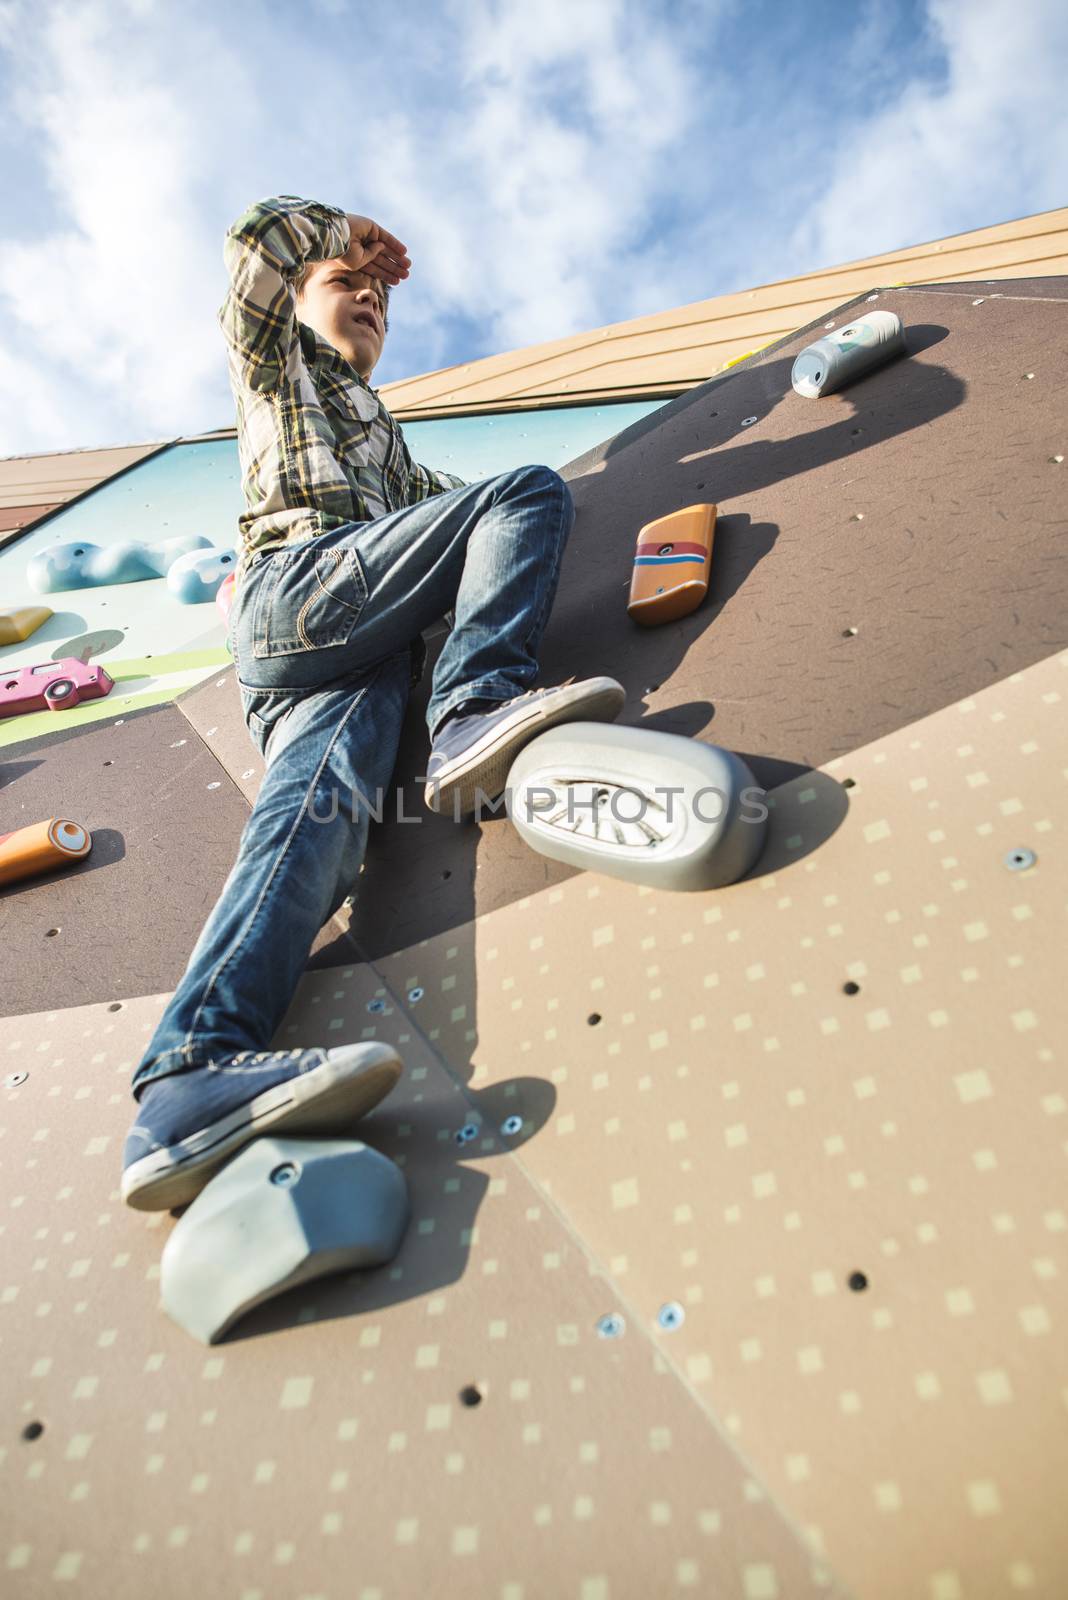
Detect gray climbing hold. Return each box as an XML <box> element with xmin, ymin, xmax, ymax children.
<box><xmin>506</xmin><ymin>722</ymin><xmax>767</xmax><ymax>891</ymax></box>
<box><xmin>791</xmin><ymin>310</ymin><xmax>906</xmax><ymax>398</ymax></box>
<box><xmin>160</xmin><ymin>1136</ymin><xmax>409</xmax><ymax>1345</ymax></box>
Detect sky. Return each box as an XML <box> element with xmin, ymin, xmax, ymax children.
<box><xmin>0</xmin><ymin>0</ymin><xmax>1065</xmax><ymax>457</ymax></box>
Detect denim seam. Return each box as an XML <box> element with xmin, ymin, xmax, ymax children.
<box><xmin>176</xmin><ymin>658</ymin><xmax>386</xmax><ymax>1059</ymax></box>
<box><xmin>521</xmin><ymin>480</ymin><xmax>571</xmax><ymax>654</ymax></box>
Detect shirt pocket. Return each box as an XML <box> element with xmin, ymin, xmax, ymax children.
<box><xmin>322</xmin><ymin>376</ymin><xmax>377</xmax><ymax>453</ymax></box>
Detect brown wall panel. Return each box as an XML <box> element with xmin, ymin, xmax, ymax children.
<box><xmin>345</xmin><ymin>281</ymin><xmax>1068</xmax><ymax>960</ymax></box>
<box><xmin>0</xmin><ymin>502</ymin><xmax>62</xmax><ymax>534</ymax></box>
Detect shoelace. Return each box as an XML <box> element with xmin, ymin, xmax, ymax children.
<box><xmin>500</xmin><ymin>676</ymin><xmax>578</xmax><ymax>711</ymax></box>
<box><xmin>228</xmin><ymin>1047</ymin><xmax>306</xmax><ymax>1065</ymax></box>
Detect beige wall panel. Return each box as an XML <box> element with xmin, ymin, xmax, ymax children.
<box><xmin>0</xmin><ymin>444</ymin><xmax>167</xmax><ymax>512</ymax></box>
<box><xmin>0</xmin><ymin>503</ymin><xmax>62</xmax><ymax>533</ymax></box>
<box><xmin>0</xmin><ymin>976</ymin><xmax>834</xmax><ymax>1599</ymax></box>
<box><xmin>374</xmin><ymin>649</ymin><xmax>1068</xmax><ymax>1599</ymax></box>
<box><xmin>381</xmin><ymin>209</ymin><xmax>1068</xmax><ymax>415</ymax></box>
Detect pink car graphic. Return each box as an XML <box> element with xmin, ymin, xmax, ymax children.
<box><xmin>1</xmin><ymin>657</ymin><xmax>115</xmax><ymax>720</ymax></box>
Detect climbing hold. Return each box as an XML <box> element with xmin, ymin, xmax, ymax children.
<box><xmin>627</xmin><ymin>504</ymin><xmax>717</xmax><ymax>627</ymax></box>
<box><xmin>166</xmin><ymin>546</ymin><xmax>238</xmax><ymax>606</ymax></box>
<box><xmin>160</xmin><ymin>1136</ymin><xmax>409</xmax><ymax>1344</ymax></box>
<box><xmin>791</xmin><ymin>310</ymin><xmax>906</xmax><ymax>398</ymax></box>
<box><xmin>0</xmin><ymin>818</ymin><xmax>92</xmax><ymax>888</ymax></box>
<box><xmin>27</xmin><ymin>533</ymin><xmax>212</xmax><ymax>594</ymax></box>
<box><xmin>1</xmin><ymin>659</ymin><xmax>114</xmax><ymax>720</ymax></box>
<box><xmin>506</xmin><ymin>722</ymin><xmax>768</xmax><ymax>892</ymax></box>
<box><xmin>216</xmin><ymin>570</ymin><xmax>237</xmax><ymax>625</ymax></box>
<box><xmin>0</xmin><ymin>605</ymin><xmax>53</xmax><ymax>645</ymax></box>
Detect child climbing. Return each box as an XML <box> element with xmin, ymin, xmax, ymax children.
<box><xmin>120</xmin><ymin>195</ymin><xmax>624</xmax><ymax>1210</ymax></box>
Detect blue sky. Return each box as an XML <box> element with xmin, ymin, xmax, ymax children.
<box><xmin>0</xmin><ymin>0</ymin><xmax>1065</xmax><ymax>456</ymax></box>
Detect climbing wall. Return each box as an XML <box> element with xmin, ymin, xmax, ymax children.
<box><xmin>2</xmin><ymin>275</ymin><xmax>1066</xmax><ymax>1597</ymax></box>
<box><xmin>0</xmin><ymin>440</ymin><xmax>241</xmax><ymax>745</ymax></box>
<box><xmin>346</xmin><ymin>278</ymin><xmax>1068</xmax><ymax>960</ymax></box>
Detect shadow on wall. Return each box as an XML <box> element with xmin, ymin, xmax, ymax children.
<box><xmin>576</xmin><ymin>323</ymin><xmax>955</xmax><ymax>483</ymax></box>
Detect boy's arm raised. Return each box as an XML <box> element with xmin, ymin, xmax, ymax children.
<box><xmin>219</xmin><ymin>196</ymin><xmax>350</xmax><ymax>392</ymax></box>
<box><xmin>218</xmin><ymin>197</ymin><xmax>409</xmax><ymax>393</ymax></box>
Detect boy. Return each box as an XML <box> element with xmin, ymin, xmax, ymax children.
<box><xmin>120</xmin><ymin>195</ymin><xmax>624</xmax><ymax>1211</ymax></box>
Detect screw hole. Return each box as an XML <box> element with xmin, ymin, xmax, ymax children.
<box><xmin>587</xmin><ymin>1013</ymin><xmax>602</xmax><ymax>1027</ymax></box>
<box><xmin>459</xmin><ymin>1384</ymin><xmax>482</xmax><ymax>1408</ymax></box>
<box><xmin>22</xmin><ymin>1420</ymin><xmax>44</xmax><ymax>1441</ymax></box>
<box><xmin>843</xmin><ymin>982</ymin><xmax>861</xmax><ymax>996</ymax></box>
<box><xmin>441</xmin><ymin>869</ymin><xmax>451</xmax><ymax>880</ymax></box>
<box><xmin>847</xmin><ymin>1271</ymin><xmax>869</xmax><ymax>1293</ymax></box>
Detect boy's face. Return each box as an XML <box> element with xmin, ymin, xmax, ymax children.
<box><xmin>296</xmin><ymin>248</ymin><xmax>388</xmax><ymax>379</ymax></box>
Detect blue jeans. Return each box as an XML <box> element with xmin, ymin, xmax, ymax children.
<box><xmin>130</xmin><ymin>465</ymin><xmax>573</xmax><ymax>1098</ymax></box>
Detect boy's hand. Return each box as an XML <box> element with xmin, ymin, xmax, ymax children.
<box><xmin>342</xmin><ymin>214</ymin><xmax>411</xmax><ymax>284</ymax></box>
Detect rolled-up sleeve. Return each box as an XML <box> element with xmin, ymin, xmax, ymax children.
<box><xmin>218</xmin><ymin>196</ymin><xmax>350</xmax><ymax>394</ymax></box>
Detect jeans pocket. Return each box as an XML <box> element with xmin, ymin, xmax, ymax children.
<box><xmin>252</xmin><ymin>544</ymin><xmax>369</xmax><ymax>658</ymax></box>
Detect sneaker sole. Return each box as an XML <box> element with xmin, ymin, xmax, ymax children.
<box><xmin>121</xmin><ymin>1042</ymin><xmax>403</xmax><ymax>1213</ymax></box>
<box><xmin>425</xmin><ymin>678</ymin><xmax>626</xmax><ymax>818</ymax></box>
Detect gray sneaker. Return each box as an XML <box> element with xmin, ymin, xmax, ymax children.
<box><xmin>122</xmin><ymin>1042</ymin><xmax>402</xmax><ymax>1212</ymax></box>
<box><xmin>424</xmin><ymin>676</ymin><xmax>626</xmax><ymax>817</ymax></box>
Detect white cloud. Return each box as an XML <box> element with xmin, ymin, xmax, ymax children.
<box><xmin>0</xmin><ymin>0</ymin><xmax>704</xmax><ymax>451</ymax></box>
<box><xmin>788</xmin><ymin>0</ymin><xmax>1068</xmax><ymax>271</ymax></box>
<box><xmin>0</xmin><ymin>0</ymin><xmax>252</xmax><ymax>454</ymax></box>
<box><xmin>0</xmin><ymin>0</ymin><xmax>1064</xmax><ymax>458</ymax></box>
<box><xmin>349</xmin><ymin>0</ymin><xmax>705</xmax><ymax>359</ymax></box>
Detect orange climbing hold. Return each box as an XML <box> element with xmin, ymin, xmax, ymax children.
<box><xmin>627</xmin><ymin>503</ymin><xmax>717</xmax><ymax>626</ymax></box>
<box><xmin>0</xmin><ymin>818</ymin><xmax>92</xmax><ymax>887</ymax></box>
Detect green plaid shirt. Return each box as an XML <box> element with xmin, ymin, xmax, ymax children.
<box><xmin>219</xmin><ymin>196</ymin><xmax>465</xmax><ymax>586</ymax></box>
